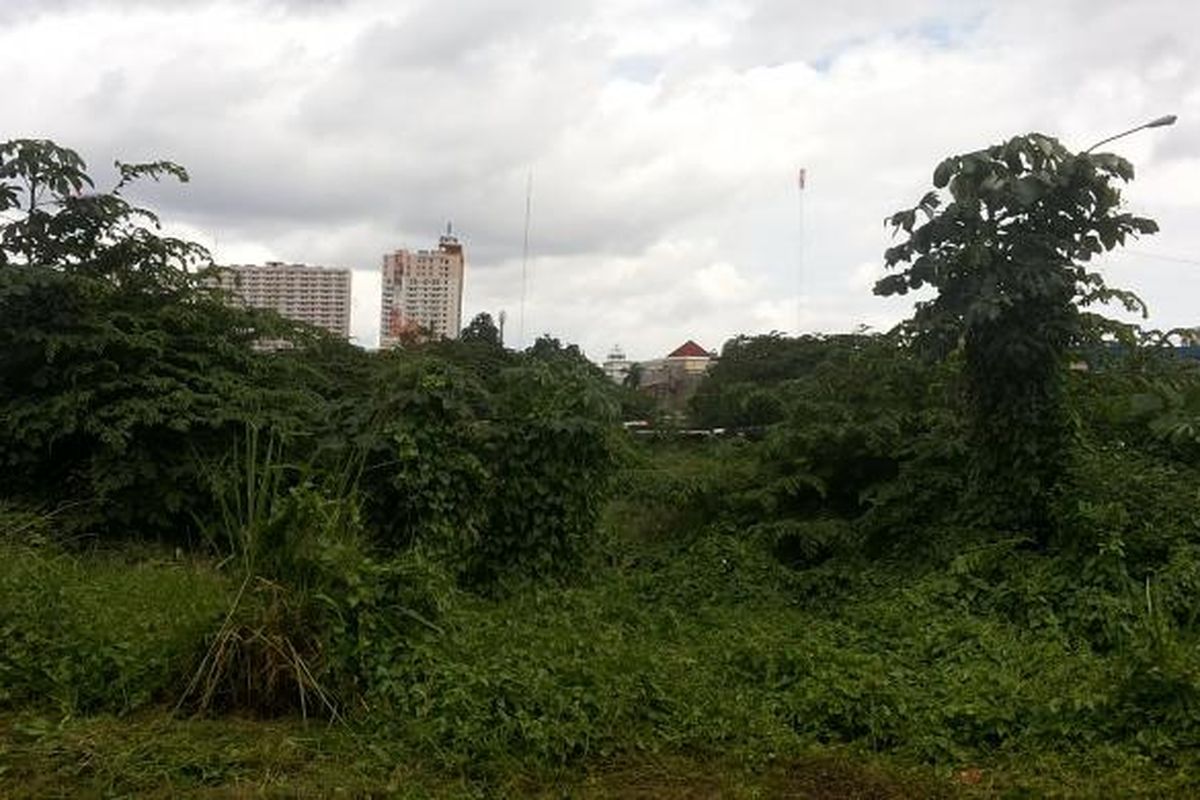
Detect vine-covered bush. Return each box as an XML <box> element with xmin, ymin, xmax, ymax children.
<box><xmin>356</xmin><ymin>356</ymin><xmax>493</xmax><ymax>559</ymax></box>
<box><xmin>356</xmin><ymin>355</ymin><xmax>620</xmax><ymax>587</ymax></box>
<box><xmin>476</xmin><ymin>361</ymin><xmax>619</xmax><ymax>582</ymax></box>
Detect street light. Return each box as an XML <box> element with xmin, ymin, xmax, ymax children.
<box><xmin>1085</xmin><ymin>114</ymin><xmax>1177</xmax><ymax>153</ymax></box>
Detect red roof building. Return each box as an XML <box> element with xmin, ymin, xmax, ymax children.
<box><xmin>667</xmin><ymin>340</ymin><xmax>711</xmax><ymax>359</ymax></box>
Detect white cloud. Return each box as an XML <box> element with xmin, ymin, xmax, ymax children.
<box><xmin>2</xmin><ymin>0</ymin><xmax>1197</xmax><ymax>358</ymax></box>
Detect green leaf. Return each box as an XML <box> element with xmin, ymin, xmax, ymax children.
<box><xmin>933</xmin><ymin>159</ymin><xmax>954</xmax><ymax>189</ymax></box>
<box><xmin>1012</xmin><ymin>176</ymin><xmax>1042</xmax><ymax>206</ymax></box>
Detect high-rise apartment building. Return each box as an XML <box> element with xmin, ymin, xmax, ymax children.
<box><xmin>209</xmin><ymin>262</ymin><xmax>352</xmax><ymax>339</ymax></box>
<box><xmin>380</xmin><ymin>229</ymin><xmax>465</xmax><ymax>346</ymax></box>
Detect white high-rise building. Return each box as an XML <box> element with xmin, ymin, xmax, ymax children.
<box><xmin>210</xmin><ymin>262</ymin><xmax>351</xmax><ymax>338</ymax></box>
<box><xmin>380</xmin><ymin>228</ymin><xmax>465</xmax><ymax>346</ymax></box>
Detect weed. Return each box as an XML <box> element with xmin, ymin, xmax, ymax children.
<box><xmin>0</xmin><ymin>540</ymin><xmax>229</xmax><ymax>714</ymax></box>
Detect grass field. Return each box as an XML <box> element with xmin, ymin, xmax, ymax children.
<box><xmin>4</xmin><ymin>446</ymin><xmax>1200</xmax><ymax>797</ymax></box>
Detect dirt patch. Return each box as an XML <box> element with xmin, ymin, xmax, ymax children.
<box><xmin>546</xmin><ymin>752</ymin><xmax>955</xmax><ymax>799</ymax></box>
<box><xmin>763</xmin><ymin>754</ymin><xmax>956</xmax><ymax>799</ymax></box>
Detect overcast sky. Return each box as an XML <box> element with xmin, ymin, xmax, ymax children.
<box><xmin>4</xmin><ymin>0</ymin><xmax>1197</xmax><ymax>359</ymax></box>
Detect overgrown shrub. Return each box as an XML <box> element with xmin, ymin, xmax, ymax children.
<box><xmin>1108</xmin><ymin>580</ymin><xmax>1200</xmax><ymax>757</ymax></box>
<box><xmin>472</xmin><ymin>362</ymin><xmax>619</xmax><ymax>583</ymax></box>
<box><xmin>182</xmin><ymin>424</ymin><xmax>471</xmax><ymax>718</ymax></box>
<box><xmin>356</xmin><ymin>357</ymin><xmax>491</xmax><ymax>559</ymax></box>
<box><xmin>0</xmin><ymin>139</ymin><xmax>334</xmax><ymax>541</ymax></box>
<box><xmin>354</xmin><ymin>355</ymin><xmax>620</xmax><ymax>587</ymax></box>
<box><xmin>710</xmin><ymin>333</ymin><xmax>966</xmax><ymax>538</ymax></box>
<box><xmin>876</xmin><ymin>133</ymin><xmax>1158</xmax><ymax>532</ymax></box>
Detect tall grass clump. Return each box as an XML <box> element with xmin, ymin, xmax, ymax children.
<box><xmin>182</xmin><ymin>425</ymin><xmax>363</xmax><ymax>718</ymax></box>
<box><xmin>183</xmin><ymin>423</ymin><xmax>461</xmax><ymax>720</ymax></box>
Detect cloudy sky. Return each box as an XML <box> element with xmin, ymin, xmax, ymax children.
<box><xmin>4</xmin><ymin>0</ymin><xmax>1197</xmax><ymax>359</ymax></box>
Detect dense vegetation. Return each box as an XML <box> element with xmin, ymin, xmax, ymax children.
<box><xmin>4</xmin><ymin>136</ymin><xmax>1200</xmax><ymax>796</ymax></box>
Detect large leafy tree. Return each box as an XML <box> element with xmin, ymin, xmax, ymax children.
<box><xmin>875</xmin><ymin>133</ymin><xmax>1157</xmax><ymax>531</ymax></box>
<box><xmin>0</xmin><ymin>139</ymin><xmax>313</xmax><ymax>535</ymax></box>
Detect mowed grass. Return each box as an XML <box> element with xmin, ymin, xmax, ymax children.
<box><xmin>2</xmin><ymin>704</ymin><xmax>1196</xmax><ymax>796</ymax></box>
<box><xmin>0</xmin><ymin>711</ymin><xmax>961</xmax><ymax>798</ymax></box>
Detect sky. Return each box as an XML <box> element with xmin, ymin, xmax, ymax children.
<box><xmin>3</xmin><ymin>0</ymin><xmax>1198</xmax><ymax>360</ymax></box>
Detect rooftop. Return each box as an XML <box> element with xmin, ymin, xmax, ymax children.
<box><xmin>667</xmin><ymin>340</ymin><xmax>711</xmax><ymax>359</ymax></box>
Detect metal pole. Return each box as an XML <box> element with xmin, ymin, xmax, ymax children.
<box><xmin>1085</xmin><ymin>115</ymin><xmax>1177</xmax><ymax>153</ymax></box>
<box><xmin>519</xmin><ymin>170</ymin><xmax>532</xmax><ymax>349</ymax></box>
<box><xmin>796</xmin><ymin>167</ymin><xmax>806</xmax><ymax>335</ymax></box>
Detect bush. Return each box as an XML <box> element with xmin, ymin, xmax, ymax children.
<box><xmin>356</xmin><ymin>355</ymin><xmax>620</xmax><ymax>587</ymax></box>
<box><xmin>0</xmin><ymin>140</ymin><xmax>337</xmax><ymax>542</ymax></box>
<box><xmin>1109</xmin><ymin>581</ymin><xmax>1200</xmax><ymax>756</ymax></box>
<box><xmin>472</xmin><ymin>362</ymin><xmax>618</xmax><ymax>583</ymax></box>
<box><xmin>356</xmin><ymin>357</ymin><xmax>492</xmax><ymax>560</ymax></box>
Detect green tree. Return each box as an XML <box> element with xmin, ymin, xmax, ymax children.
<box><xmin>460</xmin><ymin>311</ymin><xmax>502</xmax><ymax>347</ymax></box>
<box><xmin>0</xmin><ymin>139</ymin><xmax>314</xmax><ymax>536</ymax></box>
<box><xmin>526</xmin><ymin>333</ymin><xmax>584</xmax><ymax>362</ymax></box>
<box><xmin>623</xmin><ymin>362</ymin><xmax>643</xmax><ymax>390</ymax></box>
<box><xmin>690</xmin><ymin>331</ymin><xmax>878</xmax><ymax>428</ymax></box>
<box><xmin>875</xmin><ymin>133</ymin><xmax>1157</xmax><ymax>531</ymax></box>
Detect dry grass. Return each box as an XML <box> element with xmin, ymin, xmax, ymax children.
<box><xmin>177</xmin><ymin>576</ymin><xmax>339</xmax><ymax>721</ymax></box>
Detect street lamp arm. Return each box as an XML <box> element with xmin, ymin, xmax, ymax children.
<box><xmin>1085</xmin><ymin>114</ymin><xmax>1177</xmax><ymax>153</ymax></box>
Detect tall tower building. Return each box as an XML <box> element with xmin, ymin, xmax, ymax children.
<box><xmin>210</xmin><ymin>262</ymin><xmax>351</xmax><ymax>339</ymax></box>
<box><xmin>380</xmin><ymin>227</ymin><xmax>465</xmax><ymax>346</ymax></box>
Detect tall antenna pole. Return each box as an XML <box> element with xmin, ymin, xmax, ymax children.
<box><xmin>796</xmin><ymin>167</ymin><xmax>806</xmax><ymax>336</ymax></box>
<box><xmin>519</xmin><ymin>170</ymin><xmax>532</xmax><ymax>349</ymax></box>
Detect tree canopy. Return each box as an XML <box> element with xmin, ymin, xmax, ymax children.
<box><xmin>875</xmin><ymin>133</ymin><xmax>1157</xmax><ymax>529</ymax></box>
<box><xmin>0</xmin><ymin>140</ymin><xmax>331</xmax><ymax>532</ymax></box>
<box><xmin>460</xmin><ymin>312</ymin><xmax>502</xmax><ymax>347</ymax></box>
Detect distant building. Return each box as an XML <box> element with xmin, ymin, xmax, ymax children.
<box><xmin>603</xmin><ymin>345</ymin><xmax>633</xmax><ymax>384</ymax></box>
<box><xmin>636</xmin><ymin>339</ymin><xmax>717</xmax><ymax>411</ymax></box>
<box><xmin>380</xmin><ymin>227</ymin><xmax>465</xmax><ymax>346</ymax></box>
<box><xmin>663</xmin><ymin>339</ymin><xmax>715</xmax><ymax>375</ymax></box>
<box><xmin>209</xmin><ymin>262</ymin><xmax>351</xmax><ymax>338</ymax></box>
